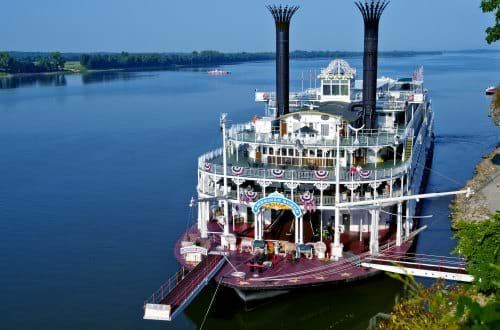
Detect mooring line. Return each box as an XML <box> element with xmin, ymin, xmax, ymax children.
<box><xmin>199</xmin><ymin>276</ymin><xmax>223</xmax><ymax>330</ymax></box>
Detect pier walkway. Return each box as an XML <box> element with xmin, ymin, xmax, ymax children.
<box><xmin>361</xmin><ymin>251</ymin><xmax>473</xmax><ymax>282</ymax></box>
<box><xmin>143</xmin><ymin>254</ymin><xmax>225</xmax><ymax>321</ymax></box>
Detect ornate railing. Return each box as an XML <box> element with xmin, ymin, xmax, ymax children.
<box><xmin>197</xmin><ymin>152</ymin><xmax>408</xmax><ymax>183</ymax></box>
<box><xmin>228</xmin><ymin>128</ymin><xmax>406</xmax><ymax>148</ymax></box>
<box><xmin>200</xmin><ymin>187</ymin><xmax>401</xmax><ymax>206</ymax></box>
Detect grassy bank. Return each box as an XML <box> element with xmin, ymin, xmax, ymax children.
<box><xmin>64</xmin><ymin>61</ymin><xmax>87</xmax><ymax>73</ymax></box>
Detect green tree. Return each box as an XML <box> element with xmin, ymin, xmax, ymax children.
<box><xmin>454</xmin><ymin>214</ymin><xmax>500</xmax><ymax>293</ymax></box>
<box><xmin>481</xmin><ymin>0</ymin><xmax>500</xmax><ymax>44</ymax></box>
<box><xmin>50</xmin><ymin>52</ymin><xmax>65</xmax><ymax>70</ymax></box>
<box><xmin>0</xmin><ymin>52</ymin><xmax>12</xmax><ymax>72</ymax></box>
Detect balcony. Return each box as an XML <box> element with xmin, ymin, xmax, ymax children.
<box><xmin>200</xmin><ymin>185</ymin><xmax>403</xmax><ymax>206</ymax></box>
<box><xmin>198</xmin><ymin>148</ymin><xmax>408</xmax><ymax>183</ymax></box>
<box><xmin>228</xmin><ymin>127</ymin><xmax>405</xmax><ymax>149</ymax></box>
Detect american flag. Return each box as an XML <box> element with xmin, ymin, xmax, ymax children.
<box><xmin>412</xmin><ymin>66</ymin><xmax>424</xmax><ymax>82</ymax></box>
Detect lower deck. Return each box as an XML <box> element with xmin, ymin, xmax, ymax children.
<box><xmin>175</xmin><ymin>218</ymin><xmax>415</xmax><ymax>291</ymax></box>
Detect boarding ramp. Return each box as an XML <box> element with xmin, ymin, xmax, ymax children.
<box><xmin>361</xmin><ymin>251</ymin><xmax>473</xmax><ymax>283</ymax></box>
<box><xmin>144</xmin><ymin>254</ymin><xmax>225</xmax><ymax>321</ymax></box>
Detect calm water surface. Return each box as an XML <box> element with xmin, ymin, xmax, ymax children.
<box><xmin>0</xmin><ymin>52</ymin><xmax>498</xmax><ymax>330</ymax></box>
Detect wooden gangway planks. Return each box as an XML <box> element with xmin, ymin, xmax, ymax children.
<box><xmin>144</xmin><ymin>254</ymin><xmax>225</xmax><ymax>321</ymax></box>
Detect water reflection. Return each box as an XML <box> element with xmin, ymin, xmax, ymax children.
<box><xmin>0</xmin><ymin>70</ymin><xmax>159</xmax><ymax>89</ymax></box>
<box><xmin>0</xmin><ymin>74</ymin><xmax>67</xmax><ymax>89</ymax></box>
<box><xmin>81</xmin><ymin>71</ymin><xmax>157</xmax><ymax>85</ymax></box>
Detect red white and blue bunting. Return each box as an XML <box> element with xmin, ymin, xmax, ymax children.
<box><xmin>299</xmin><ymin>191</ymin><xmax>316</xmax><ymax>213</ymax></box>
<box><xmin>314</xmin><ymin>170</ymin><xmax>329</xmax><ymax>180</ymax></box>
<box><xmin>358</xmin><ymin>169</ymin><xmax>372</xmax><ymax>178</ymax></box>
<box><xmin>231</xmin><ymin>166</ymin><xmax>244</xmax><ymax>176</ymax></box>
<box><xmin>270</xmin><ymin>168</ymin><xmax>285</xmax><ymax>178</ymax></box>
<box><xmin>241</xmin><ymin>190</ymin><xmax>258</xmax><ymax>203</ymax></box>
<box><xmin>203</xmin><ymin>162</ymin><xmax>212</xmax><ymax>172</ymax></box>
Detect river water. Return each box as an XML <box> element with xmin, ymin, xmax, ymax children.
<box><xmin>0</xmin><ymin>52</ymin><xmax>498</xmax><ymax>329</ymax></box>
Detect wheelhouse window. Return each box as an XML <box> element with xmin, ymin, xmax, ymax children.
<box><xmin>323</xmin><ymin>84</ymin><xmax>331</xmax><ymax>95</ymax></box>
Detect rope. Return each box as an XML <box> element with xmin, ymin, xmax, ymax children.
<box><xmin>199</xmin><ymin>276</ymin><xmax>223</xmax><ymax>330</ymax></box>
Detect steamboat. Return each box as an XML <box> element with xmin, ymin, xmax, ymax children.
<box><xmin>144</xmin><ymin>1</ymin><xmax>473</xmax><ymax>321</ymax></box>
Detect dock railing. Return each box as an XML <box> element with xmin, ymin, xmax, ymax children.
<box><xmin>144</xmin><ymin>266</ymin><xmax>187</xmax><ymax>306</ymax></box>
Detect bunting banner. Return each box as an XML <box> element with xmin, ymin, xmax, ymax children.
<box><xmin>231</xmin><ymin>166</ymin><xmax>244</xmax><ymax>176</ymax></box>
<box><xmin>299</xmin><ymin>191</ymin><xmax>316</xmax><ymax>213</ymax></box>
<box><xmin>314</xmin><ymin>170</ymin><xmax>329</xmax><ymax>180</ymax></box>
<box><xmin>270</xmin><ymin>168</ymin><xmax>285</xmax><ymax>178</ymax></box>
<box><xmin>241</xmin><ymin>190</ymin><xmax>258</xmax><ymax>203</ymax></box>
<box><xmin>203</xmin><ymin>162</ymin><xmax>212</xmax><ymax>172</ymax></box>
<box><xmin>358</xmin><ymin>169</ymin><xmax>372</xmax><ymax>178</ymax></box>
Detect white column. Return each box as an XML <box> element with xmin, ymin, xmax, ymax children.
<box><xmin>359</xmin><ymin>218</ymin><xmax>363</xmax><ymax>242</ymax></box>
<box><xmin>369</xmin><ymin>209</ymin><xmax>379</xmax><ymax>256</ymax></box>
<box><xmin>320</xmin><ymin>189</ymin><xmax>323</xmax><ymax>242</ymax></box>
<box><xmin>201</xmin><ymin>201</ymin><xmax>208</xmax><ymax>239</ymax></box>
<box><xmin>259</xmin><ymin>213</ymin><xmax>264</xmax><ymax>240</ymax></box>
<box><xmin>396</xmin><ymin>202</ymin><xmax>402</xmax><ymax>246</ymax></box>
<box><xmin>294</xmin><ymin>216</ymin><xmax>299</xmax><ymax>244</ymax></box>
<box><xmin>286</xmin><ymin>181</ymin><xmax>300</xmax><ymax>202</ymax></box>
<box><xmin>233</xmin><ymin>177</ymin><xmax>245</xmax><ymax>227</ymax></box>
<box><xmin>257</xmin><ymin>180</ymin><xmax>271</xmax><ymax>198</ymax></box>
<box><xmin>298</xmin><ymin>216</ymin><xmax>304</xmax><ymax>244</ymax></box>
<box><xmin>332</xmin><ymin>125</ymin><xmax>343</xmax><ymax>258</ymax></box>
<box><xmin>197</xmin><ymin>200</ymin><xmax>202</xmax><ymax>230</ymax></box>
<box><xmin>254</xmin><ymin>212</ymin><xmax>259</xmax><ymax>240</ymax></box>
<box><xmin>221</xmin><ymin>114</ymin><xmax>230</xmax><ymax>236</ymax></box>
<box><xmin>314</xmin><ymin>182</ymin><xmax>330</xmax><ymax>243</ymax></box>
<box><xmin>405</xmin><ymin>200</ymin><xmax>411</xmax><ymax>238</ymax></box>
<box><xmin>331</xmin><ymin>206</ymin><xmax>343</xmax><ymax>258</ymax></box>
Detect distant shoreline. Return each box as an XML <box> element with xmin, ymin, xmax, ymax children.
<box><xmin>1</xmin><ymin>49</ymin><xmax>499</xmax><ymax>78</ymax></box>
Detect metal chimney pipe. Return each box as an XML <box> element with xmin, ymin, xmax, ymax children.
<box><xmin>267</xmin><ymin>5</ymin><xmax>299</xmax><ymax>118</ymax></box>
<box><xmin>355</xmin><ymin>1</ymin><xmax>389</xmax><ymax>129</ymax></box>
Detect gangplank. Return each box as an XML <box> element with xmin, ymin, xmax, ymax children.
<box><xmin>143</xmin><ymin>255</ymin><xmax>225</xmax><ymax>321</ymax></box>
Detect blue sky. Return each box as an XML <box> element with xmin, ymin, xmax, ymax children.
<box><xmin>1</xmin><ymin>0</ymin><xmax>499</xmax><ymax>52</ymax></box>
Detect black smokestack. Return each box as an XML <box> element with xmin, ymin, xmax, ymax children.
<box><xmin>267</xmin><ymin>5</ymin><xmax>299</xmax><ymax>118</ymax></box>
<box><xmin>356</xmin><ymin>1</ymin><xmax>389</xmax><ymax>129</ymax></box>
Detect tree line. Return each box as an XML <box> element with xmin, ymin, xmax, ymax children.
<box><xmin>79</xmin><ymin>50</ymin><xmax>441</xmax><ymax>70</ymax></box>
<box><xmin>0</xmin><ymin>52</ymin><xmax>65</xmax><ymax>74</ymax></box>
<box><xmin>0</xmin><ymin>49</ymin><xmax>445</xmax><ymax>75</ymax></box>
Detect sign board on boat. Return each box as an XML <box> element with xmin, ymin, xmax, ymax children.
<box><xmin>180</xmin><ymin>246</ymin><xmax>208</xmax><ymax>256</ymax></box>
<box><xmin>252</xmin><ymin>192</ymin><xmax>303</xmax><ymax>217</ymax></box>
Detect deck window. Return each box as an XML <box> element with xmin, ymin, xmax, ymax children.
<box><xmin>323</xmin><ymin>84</ymin><xmax>331</xmax><ymax>95</ymax></box>
<box><xmin>341</xmin><ymin>84</ymin><xmax>349</xmax><ymax>95</ymax></box>
<box><xmin>321</xmin><ymin>124</ymin><xmax>329</xmax><ymax>136</ymax></box>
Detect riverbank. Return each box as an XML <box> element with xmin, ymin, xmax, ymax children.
<box><xmin>0</xmin><ymin>49</ymin><xmax>450</xmax><ymax>78</ymax></box>
<box><xmin>450</xmin><ymin>146</ymin><xmax>500</xmax><ymax>225</ymax></box>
